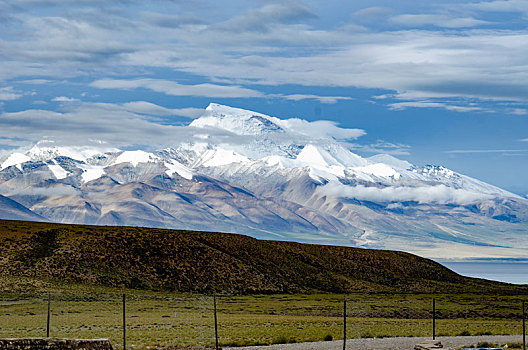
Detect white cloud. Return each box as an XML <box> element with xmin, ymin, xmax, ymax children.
<box><xmin>2</xmin><ymin>1</ymin><xmax>528</xmax><ymax>114</ymax></box>
<box><xmin>14</xmin><ymin>0</ymin><xmax>111</xmax><ymax>5</ymax></box>
<box><xmin>216</xmin><ymin>3</ymin><xmax>317</xmax><ymax>33</ymax></box>
<box><xmin>352</xmin><ymin>7</ymin><xmax>393</xmax><ymax>21</ymax></box>
<box><xmin>92</xmin><ymin>79</ymin><xmax>356</xmax><ymax>104</ymax></box>
<box><xmin>0</xmin><ymin>87</ymin><xmax>23</xmax><ymax>101</ymax></box>
<box><xmin>52</xmin><ymin>96</ymin><xmax>79</xmax><ymax>102</ymax></box>
<box><xmin>321</xmin><ymin>181</ymin><xmax>494</xmax><ymax>205</ymax></box>
<box><xmin>16</xmin><ymin>15</ymin><xmax>134</xmax><ymax>64</ymax></box>
<box><xmin>348</xmin><ymin>140</ymin><xmax>411</xmax><ymax>155</ymax></box>
<box><xmin>122</xmin><ymin>101</ymin><xmax>204</xmax><ymax>118</ymax></box>
<box><xmin>0</xmin><ymin>103</ymin><xmax>197</xmax><ymax>149</ymax></box>
<box><xmin>510</xmin><ymin>108</ymin><xmax>528</xmax><ymax>115</ymax></box>
<box><xmin>0</xmin><ymin>100</ymin><xmax>365</xmax><ymax>149</ymax></box>
<box><xmin>91</xmin><ymin>79</ymin><xmax>265</xmax><ymax>98</ymax></box>
<box><xmin>277</xmin><ymin>118</ymin><xmax>365</xmax><ymax>140</ymax></box>
<box><xmin>141</xmin><ymin>12</ymin><xmax>205</xmax><ymax>28</ymax></box>
<box><xmin>469</xmin><ymin>0</ymin><xmax>528</xmax><ymax>14</ymax></box>
<box><xmin>282</xmin><ymin>94</ymin><xmax>353</xmax><ymax>104</ymax></box>
<box><xmin>127</xmin><ymin>29</ymin><xmax>528</xmax><ymax>107</ymax></box>
<box><xmin>389</xmin><ymin>14</ymin><xmax>489</xmax><ymax>28</ymax></box>
<box><xmin>16</xmin><ymin>79</ymin><xmax>54</xmax><ymax>84</ymax></box>
<box><xmin>388</xmin><ymin>101</ymin><xmax>485</xmax><ymax>113</ymax></box>
<box><xmin>446</xmin><ymin>149</ymin><xmax>528</xmax><ymax>154</ymax></box>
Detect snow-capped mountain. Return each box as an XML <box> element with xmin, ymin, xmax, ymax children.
<box><xmin>1</xmin><ymin>103</ymin><xmax>527</xmax><ymax>259</ymax></box>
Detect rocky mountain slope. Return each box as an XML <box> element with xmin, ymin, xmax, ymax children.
<box><xmin>0</xmin><ymin>194</ymin><xmax>44</xmax><ymax>221</ymax></box>
<box><xmin>0</xmin><ymin>103</ymin><xmax>527</xmax><ymax>259</ymax></box>
<box><xmin>1</xmin><ymin>219</ymin><xmax>526</xmax><ymax>294</ymax></box>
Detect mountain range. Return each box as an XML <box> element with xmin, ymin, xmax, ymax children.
<box><xmin>1</xmin><ymin>103</ymin><xmax>527</xmax><ymax>259</ymax></box>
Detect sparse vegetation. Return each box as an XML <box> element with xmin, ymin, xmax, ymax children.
<box><xmin>0</xmin><ymin>220</ymin><xmax>527</xmax><ymax>349</ymax></box>
<box><xmin>0</xmin><ymin>219</ymin><xmax>527</xmax><ymax>295</ymax></box>
<box><xmin>0</xmin><ymin>282</ymin><xmax>526</xmax><ymax>349</ymax></box>
<box><xmin>458</xmin><ymin>342</ymin><xmax>523</xmax><ymax>350</ymax></box>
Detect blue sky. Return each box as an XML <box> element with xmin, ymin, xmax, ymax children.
<box><xmin>1</xmin><ymin>0</ymin><xmax>528</xmax><ymax>195</ymax></box>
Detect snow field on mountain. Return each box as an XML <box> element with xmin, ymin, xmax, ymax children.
<box><xmin>164</xmin><ymin>159</ymin><xmax>193</xmax><ymax>180</ymax></box>
<box><xmin>1</xmin><ymin>153</ymin><xmax>31</xmax><ymax>170</ymax></box>
<box><xmin>47</xmin><ymin>160</ymin><xmax>69</xmax><ymax>180</ymax></box>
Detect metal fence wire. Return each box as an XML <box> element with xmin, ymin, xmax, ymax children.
<box><xmin>0</xmin><ymin>292</ymin><xmax>526</xmax><ymax>349</ymax></box>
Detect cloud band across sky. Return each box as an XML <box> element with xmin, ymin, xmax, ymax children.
<box><xmin>2</xmin><ymin>0</ymin><xmax>528</xmax><ymax>112</ymax></box>
<box><xmin>0</xmin><ymin>101</ymin><xmax>365</xmax><ymax>150</ymax></box>
<box><xmin>321</xmin><ymin>182</ymin><xmax>495</xmax><ymax>206</ymax></box>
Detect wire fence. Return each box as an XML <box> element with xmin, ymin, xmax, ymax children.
<box><xmin>0</xmin><ymin>292</ymin><xmax>526</xmax><ymax>349</ymax></box>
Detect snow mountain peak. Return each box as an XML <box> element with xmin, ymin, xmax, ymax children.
<box><xmin>191</xmin><ymin>103</ymin><xmax>283</xmax><ymax>136</ymax></box>
<box><xmin>0</xmin><ymin>103</ymin><xmax>527</xmax><ymax>259</ymax></box>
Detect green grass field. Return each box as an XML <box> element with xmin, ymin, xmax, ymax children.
<box><xmin>0</xmin><ymin>276</ymin><xmax>526</xmax><ymax>349</ymax></box>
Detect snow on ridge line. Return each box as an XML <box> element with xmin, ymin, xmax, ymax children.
<box><xmin>191</xmin><ymin>103</ymin><xmax>281</xmax><ymax>136</ymax></box>
<box><xmin>297</xmin><ymin>144</ymin><xmax>342</xmax><ymax>167</ymax></box>
<box><xmin>198</xmin><ymin>148</ymin><xmax>250</xmax><ymax>167</ymax></box>
<box><xmin>113</xmin><ymin>150</ymin><xmax>157</xmax><ymax>167</ymax></box>
<box><xmin>79</xmin><ymin>164</ymin><xmax>105</xmax><ymax>183</ymax></box>
<box><xmin>290</xmin><ymin>145</ymin><xmax>345</xmax><ymax>180</ymax></box>
<box><xmin>262</xmin><ymin>155</ymin><xmax>297</xmax><ymax>168</ymax></box>
<box><xmin>353</xmin><ymin>163</ymin><xmax>401</xmax><ymax>180</ymax></box>
<box><xmin>367</xmin><ymin>154</ymin><xmax>412</xmax><ymax>170</ymax></box>
<box><xmin>47</xmin><ymin>161</ymin><xmax>69</xmax><ymax>180</ymax></box>
<box><xmin>165</xmin><ymin>159</ymin><xmax>193</xmax><ymax>180</ymax></box>
<box><xmin>26</xmin><ymin>145</ymin><xmax>114</xmax><ymax>162</ymax></box>
<box><xmin>204</xmin><ymin>103</ymin><xmax>268</xmax><ymax>117</ymax></box>
<box><xmin>259</xmin><ymin>154</ymin><xmax>343</xmax><ymax>180</ymax></box>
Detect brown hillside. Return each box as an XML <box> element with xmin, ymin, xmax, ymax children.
<box><xmin>0</xmin><ymin>219</ymin><xmax>525</xmax><ymax>294</ymax></box>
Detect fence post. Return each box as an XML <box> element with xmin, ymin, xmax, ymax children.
<box><xmin>343</xmin><ymin>296</ymin><xmax>347</xmax><ymax>350</ymax></box>
<box><xmin>523</xmin><ymin>300</ymin><xmax>525</xmax><ymax>350</ymax></box>
<box><xmin>123</xmin><ymin>294</ymin><xmax>126</xmax><ymax>350</ymax></box>
<box><xmin>432</xmin><ymin>298</ymin><xmax>436</xmax><ymax>340</ymax></box>
<box><xmin>46</xmin><ymin>293</ymin><xmax>51</xmax><ymax>338</ymax></box>
<box><xmin>214</xmin><ymin>292</ymin><xmax>219</xmax><ymax>350</ymax></box>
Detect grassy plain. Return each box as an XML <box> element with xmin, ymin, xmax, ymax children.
<box><xmin>0</xmin><ymin>276</ymin><xmax>526</xmax><ymax>349</ymax></box>
<box><xmin>1</xmin><ymin>220</ymin><xmax>526</xmax><ymax>348</ymax></box>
